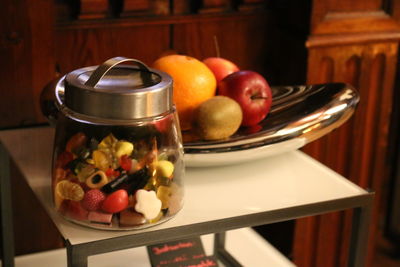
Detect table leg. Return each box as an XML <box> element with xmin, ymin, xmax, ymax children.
<box><xmin>348</xmin><ymin>194</ymin><xmax>374</xmax><ymax>267</ymax></box>
<box><xmin>0</xmin><ymin>143</ymin><xmax>15</xmax><ymax>267</ymax></box>
<box><xmin>66</xmin><ymin>240</ymin><xmax>88</xmax><ymax>267</ymax></box>
<box><xmin>213</xmin><ymin>232</ymin><xmax>243</xmax><ymax>267</ymax></box>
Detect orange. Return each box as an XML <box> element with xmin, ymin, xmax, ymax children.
<box><xmin>153</xmin><ymin>55</ymin><xmax>216</xmax><ymax>130</ymax></box>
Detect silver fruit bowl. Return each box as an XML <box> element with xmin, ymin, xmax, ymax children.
<box><xmin>183</xmin><ymin>83</ymin><xmax>359</xmax><ymax>167</ymax></box>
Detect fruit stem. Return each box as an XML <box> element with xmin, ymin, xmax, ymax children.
<box><xmin>213</xmin><ymin>35</ymin><xmax>220</xmax><ymax>58</ymax></box>
<box><xmin>251</xmin><ymin>95</ymin><xmax>268</xmax><ymax>100</ymax></box>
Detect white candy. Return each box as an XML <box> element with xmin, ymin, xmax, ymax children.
<box><xmin>134</xmin><ymin>189</ymin><xmax>162</xmax><ymax>220</ymax></box>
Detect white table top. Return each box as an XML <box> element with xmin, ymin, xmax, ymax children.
<box><xmin>0</xmin><ymin>126</ymin><xmax>368</xmax><ymax>247</ymax></box>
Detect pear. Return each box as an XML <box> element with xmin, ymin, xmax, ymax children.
<box><xmin>195</xmin><ymin>96</ymin><xmax>243</xmax><ymax>140</ymax></box>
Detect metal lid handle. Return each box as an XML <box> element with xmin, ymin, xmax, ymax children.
<box><xmin>84</xmin><ymin>57</ymin><xmax>152</xmax><ymax>87</ymax></box>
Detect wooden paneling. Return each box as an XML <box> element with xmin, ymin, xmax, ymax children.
<box><xmin>78</xmin><ymin>0</ymin><xmax>109</xmax><ymax>19</ymax></box>
<box><xmin>199</xmin><ymin>0</ymin><xmax>233</xmax><ymax>13</ymax></box>
<box><xmin>172</xmin><ymin>15</ymin><xmax>272</xmax><ymax>74</ymax></box>
<box><xmin>310</xmin><ymin>0</ymin><xmax>400</xmax><ymax>35</ymax></box>
<box><xmin>119</xmin><ymin>0</ymin><xmax>170</xmax><ymax>17</ymax></box>
<box><xmin>55</xmin><ymin>25</ymin><xmax>170</xmax><ymax>73</ymax></box>
<box><xmin>172</xmin><ymin>7</ymin><xmax>308</xmax><ymax>86</ymax></box>
<box><xmin>324</xmin><ymin>0</ymin><xmax>382</xmax><ymax>11</ymax></box>
<box><xmin>0</xmin><ymin>0</ymin><xmax>55</xmax><ymax>128</ymax></box>
<box><xmin>294</xmin><ymin>0</ymin><xmax>400</xmax><ymax>265</ymax></box>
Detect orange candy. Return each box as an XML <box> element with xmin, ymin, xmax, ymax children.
<box><xmin>66</xmin><ymin>132</ymin><xmax>87</xmax><ymax>154</ymax></box>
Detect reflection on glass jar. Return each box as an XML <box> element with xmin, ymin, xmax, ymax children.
<box><xmin>46</xmin><ymin>57</ymin><xmax>185</xmax><ymax>230</ymax></box>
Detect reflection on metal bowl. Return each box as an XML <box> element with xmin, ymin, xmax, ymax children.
<box><xmin>183</xmin><ymin>83</ymin><xmax>359</xmax><ymax>167</ymax></box>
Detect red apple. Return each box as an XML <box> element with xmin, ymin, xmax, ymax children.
<box><xmin>218</xmin><ymin>70</ymin><xmax>272</xmax><ymax>127</ymax></box>
<box><xmin>203</xmin><ymin>57</ymin><xmax>239</xmax><ymax>84</ymax></box>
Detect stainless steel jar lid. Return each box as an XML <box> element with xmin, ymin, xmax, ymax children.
<box><xmin>62</xmin><ymin>57</ymin><xmax>173</xmax><ymax>120</ymax></box>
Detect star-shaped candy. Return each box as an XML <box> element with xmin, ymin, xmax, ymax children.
<box><xmin>134</xmin><ymin>189</ymin><xmax>162</xmax><ymax>220</ymax></box>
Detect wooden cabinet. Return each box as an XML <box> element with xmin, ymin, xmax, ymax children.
<box><xmin>0</xmin><ymin>0</ymin><xmax>55</xmax><ymax>127</ymax></box>
<box><xmin>296</xmin><ymin>1</ymin><xmax>400</xmax><ymax>266</ymax></box>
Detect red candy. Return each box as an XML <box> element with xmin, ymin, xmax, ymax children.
<box><xmin>101</xmin><ymin>189</ymin><xmax>129</xmax><ymax>213</ymax></box>
<box><xmin>105</xmin><ymin>168</ymin><xmax>120</xmax><ymax>178</ymax></box>
<box><xmin>65</xmin><ymin>201</ymin><xmax>88</xmax><ymax>221</ymax></box>
<box><xmin>154</xmin><ymin>114</ymin><xmax>172</xmax><ymax>133</ymax></box>
<box><xmin>55</xmin><ymin>151</ymin><xmax>73</xmax><ymax>168</ymax></box>
<box><xmin>81</xmin><ymin>189</ymin><xmax>106</xmax><ymax>211</ymax></box>
<box><xmin>66</xmin><ymin>132</ymin><xmax>87</xmax><ymax>154</ymax></box>
<box><xmin>119</xmin><ymin>155</ymin><xmax>132</xmax><ymax>172</ymax></box>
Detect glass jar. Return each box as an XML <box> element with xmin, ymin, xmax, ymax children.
<box><xmin>50</xmin><ymin>57</ymin><xmax>184</xmax><ymax>230</ymax></box>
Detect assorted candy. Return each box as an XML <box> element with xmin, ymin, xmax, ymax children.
<box><xmin>53</xmin><ymin>131</ymin><xmax>183</xmax><ymax>229</ymax></box>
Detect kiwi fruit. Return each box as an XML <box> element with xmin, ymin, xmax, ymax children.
<box><xmin>194</xmin><ymin>96</ymin><xmax>243</xmax><ymax>140</ymax></box>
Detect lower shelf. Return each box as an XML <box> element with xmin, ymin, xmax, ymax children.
<box><xmin>2</xmin><ymin>228</ymin><xmax>294</xmax><ymax>267</ymax></box>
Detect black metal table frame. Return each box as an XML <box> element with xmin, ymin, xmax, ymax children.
<box><xmin>0</xmin><ymin>142</ymin><xmax>374</xmax><ymax>267</ymax></box>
